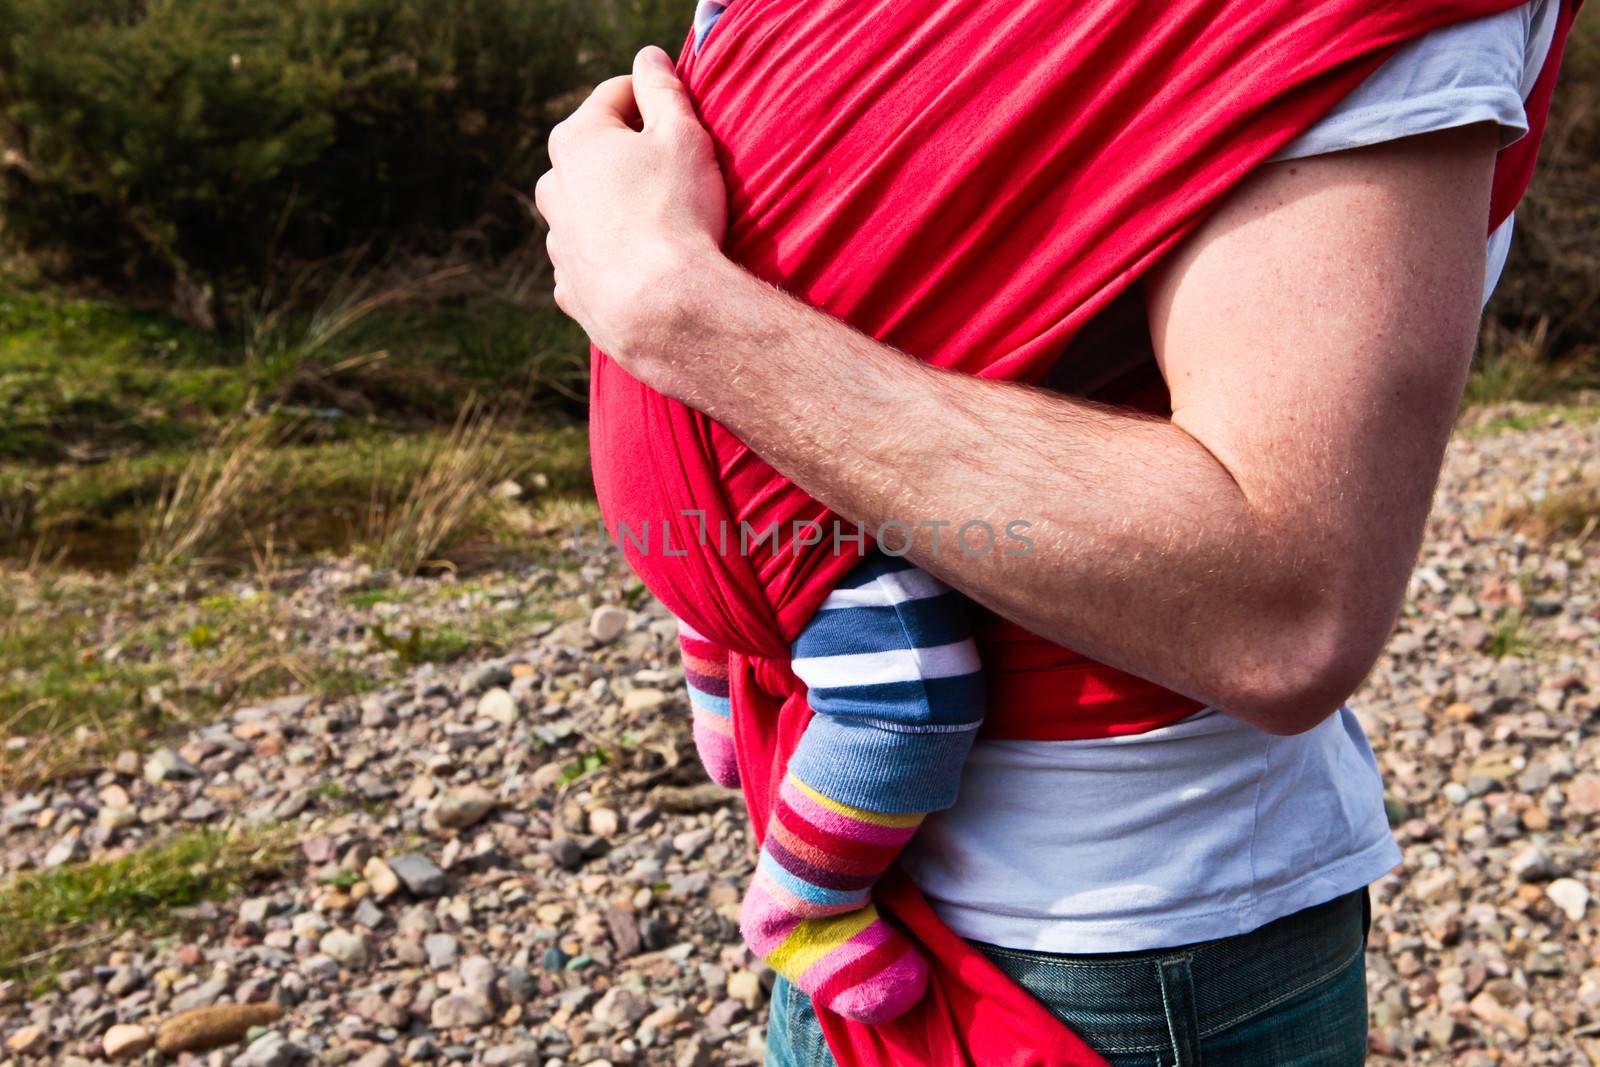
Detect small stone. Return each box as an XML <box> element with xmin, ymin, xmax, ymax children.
<box><xmin>496</xmin><ymin>967</ymin><xmax>535</xmax><ymax>1006</ymax></box>
<box><xmin>675</xmin><ymin>1038</ymin><xmax>712</xmax><ymax>1067</ymax></box>
<box><xmin>483</xmin><ymin>1043</ymin><xmax>542</xmax><ymax>1066</ymax></box>
<box><xmin>99</xmin><ymin>806</ymin><xmax>137</xmax><ymax>830</ymax></box>
<box><xmin>623</xmin><ymin>688</ymin><xmax>668</xmax><ymax>714</ymax></box>
<box><xmin>238</xmin><ymin>897</ymin><xmax>273</xmax><ymax>928</ymax></box>
<box><xmin>477</xmin><ymin>687</ymin><xmax>519</xmax><ymax>725</ymax></box>
<box><xmin>606</xmin><ymin>906</ymin><xmax>641</xmax><ymax>959</ymax></box>
<box><xmin>547</xmin><ymin>837</ymin><xmax>584</xmax><ymax>870</ymax></box>
<box><xmin>355</xmin><ymin>994</ymin><xmax>409</xmax><ymax>1030</ymax></box>
<box><xmin>1567</xmin><ymin>775</ymin><xmax>1600</xmax><ymax>815</ymax></box>
<box><xmin>363</xmin><ymin>856</ymin><xmax>401</xmax><ymax>898</ymax></box>
<box><xmin>301</xmin><ymin>835</ymin><xmax>338</xmax><ymax>864</ymax></box>
<box><xmin>170</xmin><ymin>973</ymin><xmax>229</xmax><ymax>1012</ymax></box>
<box><xmin>1469</xmin><ymin>990</ymin><xmax>1530</xmax><ymax>1040</ymax></box>
<box><xmin>319</xmin><ymin>928</ymin><xmax>370</xmax><ymax>969</ymax></box>
<box><xmin>593</xmin><ymin>986</ymin><xmax>651</xmax><ymax>1030</ymax></box>
<box><xmin>431</xmin><ymin>786</ymin><xmax>496</xmax><ymax>831</ymax></box>
<box><xmin>425</xmin><ymin>933</ymin><xmax>461</xmax><ymax>970</ymax></box>
<box><xmin>44</xmin><ymin>837</ymin><xmax>82</xmax><ymax>867</ymax></box>
<box><xmin>1511</xmin><ymin>845</ymin><xmax>1557</xmax><ymax>883</ymax></box>
<box><xmin>588</xmin><ymin>606</ymin><xmax>629</xmax><ymax>644</ymax></box>
<box><xmin>360</xmin><ymin>700</ymin><xmax>396</xmax><ymax>728</ymax></box>
<box><xmin>155</xmin><ymin>1003</ymin><xmax>284</xmax><ymax>1054</ymax></box>
<box><xmin>144</xmin><ymin>748</ymin><xmax>200</xmax><ymax>783</ymax></box>
<box><xmin>589</xmin><ymin>808</ymin><xmax>620</xmax><ymax>837</ymax></box>
<box><xmin>6</xmin><ymin>1025</ymin><xmax>47</xmax><ymax>1054</ymax></box>
<box><xmin>388</xmin><ymin>852</ymin><xmax>448</xmax><ymax>896</ymax></box>
<box><xmin>234</xmin><ymin>1032</ymin><xmax>311</xmax><ymax>1067</ymax></box>
<box><xmin>705</xmin><ymin>997</ymin><xmax>746</xmax><ymax>1029</ymax></box>
<box><xmin>430</xmin><ymin>992</ymin><xmax>492</xmax><ymax>1029</ymax></box>
<box><xmin>1548</xmin><ymin>878</ymin><xmax>1589</xmax><ymax>922</ymax></box>
<box><xmin>673</xmin><ymin>827</ymin><xmax>713</xmax><ymax>858</ymax></box>
<box><xmin>352</xmin><ymin>1049</ymin><xmax>399</xmax><ymax>1067</ymax></box>
<box><xmin>728</xmin><ymin>969</ymin><xmax>763</xmax><ymax>1009</ymax></box>
<box><xmin>461</xmin><ymin>664</ymin><xmax>514</xmax><ymax>696</ymax></box>
<box><xmin>459</xmin><ymin>955</ymin><xmax>499</xmax><ymax>1006</ymax></box>
<box><xmin>102</xmin><ymin>1024</ymin><xmax>152</xmax><ymax>1060</ymax></box>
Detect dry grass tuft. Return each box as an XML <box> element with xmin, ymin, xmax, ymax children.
<box><xmin>361</xmin><ymin>397</ymin><xmax>518</xmax><ymax>575</ymax></box>
<box><xmin>1486</xmin><ymin>468</ymin><xmax>1600</xmax><ymax>546</ymax></box>
<box><xmin>139</xmin><ymin>412</ymin><xmax>286</xmax><ymax>569</ymax></box>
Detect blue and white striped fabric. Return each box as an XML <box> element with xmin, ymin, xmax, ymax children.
<box><xmin>792</xmin><ymin>553</ymin><xmax>984</xmax><ymax>730</ymax></box>
<box><xmin>786</xmin><ymin>551</ymin><xmax>985</xmax><ymax>814</ymax></box>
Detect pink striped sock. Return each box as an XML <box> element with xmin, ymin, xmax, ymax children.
<box><xmin>678</xmin><ymin>622</ymin><xmax>739</xmax><ymax>787</ymax></box>
<box><xmin>739</xmin><ymin>774</ymin><xmax>929</xmax><ymax>1023</ymax></box>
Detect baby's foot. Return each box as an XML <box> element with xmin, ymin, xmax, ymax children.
<box><xmin>678</xmin><ymin>625</ymin><xmax>740</xmax><ymax>787</ymax></box>
<box><xmin>739</xmin><ymin>775</ymin><xmax>929</xmax><ymax>1023</ymax></box>
<box><xmin>743</xmin><ymin>874</ymin><xmax>929</xmax><ymax>1022</ymax></box>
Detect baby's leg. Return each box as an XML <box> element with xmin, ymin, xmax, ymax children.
<box><xmin>677</xmin><ymin>618</ymin><xmax>740</xmax><ymax>787</ymax></box>
<box><xmin>741</xmin><ymin>552</ymin><xmax>984</xmax><ymax>1024</ymax></box>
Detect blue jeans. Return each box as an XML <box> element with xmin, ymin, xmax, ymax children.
<box><xmin>765</xmin><ymin>889</ymin><xmax>1371</xmax><ymax>1067</ymax></box>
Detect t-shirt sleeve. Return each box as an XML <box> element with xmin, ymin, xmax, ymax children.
<box><xmin>1269</xmin><ymin>0</ymin><xmax>1558</xmax><ymax>163</ymax></box>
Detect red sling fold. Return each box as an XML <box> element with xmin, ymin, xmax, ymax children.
<box><xmin>588</xmin><ymin>1</ymin><xmax>1581</xmax><ymax>1062</ymax></box>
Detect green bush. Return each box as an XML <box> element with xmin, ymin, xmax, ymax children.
<box><xmin>0</xmin><ymin>0</ymin><xmax>599</xmax><ymax>327</ymax></box>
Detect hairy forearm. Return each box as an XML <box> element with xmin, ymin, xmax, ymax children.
<box><xmin>646</xmin><ymin>254</ymin><xmax>1378</xmax><ymax>732</ymax></box>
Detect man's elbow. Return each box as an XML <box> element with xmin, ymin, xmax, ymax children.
<box><xmin>1222</xmin><ymin>610</ymin><xmax>1386</xmax><ymax>737</ymax></box>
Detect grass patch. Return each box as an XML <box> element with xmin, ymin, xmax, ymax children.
<box><xmin>0</xmin><ymin>287</ymin><xmax>240</xmax><ymax>464</ymax></box>
<box><xmin>1464</xmin><ymin>320</ymin><xmax>1598</xmax><ymax>409</ymax></box>
<box><xmin>0</xmin><ymin>273</ymin><xmax>593</xmax><ymax>571</ymax></box>
<box><xmin>1464</xmin><ymin>401</ymin><xmax>1600</xmax><ymax>436</ymax></box>
<box><xmin>2</xmin><ymin>422</ymin><xmax>590</xmax><ymax>571</ymax></box>
<box><xmin>0</xmin><ymin>828</ymin><xmax>289</xmax><ymax>986</ymax></box>
<box><xmin>0</xmin><ymin>572</ymin><xmax>371</xmax><ymax>785</ymax></box>
<box><xmin>1489</xmin><ymin>608</ymin><xmax>1533</xmax><ymax>660</ymax></box>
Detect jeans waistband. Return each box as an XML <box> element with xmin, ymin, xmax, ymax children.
<box><xmin>971</xmin><ymin>889</ymin><xmax>1369</xmax><ymax>1053</ymax></box>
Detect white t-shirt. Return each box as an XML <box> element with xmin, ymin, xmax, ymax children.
<box><xmin>902</xmin><ymin>0</ymin><xmax>1558</xmax><ymax>953</ymax></box>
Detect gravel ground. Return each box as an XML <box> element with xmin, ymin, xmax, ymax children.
<box><xmin>1</xmin><ymin>400</ymin><xmax>1596</xmax><ymax>1066</ymax></box>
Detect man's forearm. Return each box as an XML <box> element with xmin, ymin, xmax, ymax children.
<box><xmin>648</xmin><ymin>253</ymin><xmax>1371</xmax><ymax>734</ymax></box>
<box><xmin>541</xmin><ymin>70</ymin><xmax>1489</xmax><ymax>735</ymax></box>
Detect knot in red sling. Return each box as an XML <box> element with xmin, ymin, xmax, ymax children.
<box><xmin>589</xmin><ymin>1</ymin><xmax>1581</xmax><ymax>1062</ymax></box>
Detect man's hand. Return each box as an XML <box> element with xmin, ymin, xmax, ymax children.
<box><xmin>535</xmin><ymin>47</ymin><xmax>727</xmax><ymax>380</ymax></box>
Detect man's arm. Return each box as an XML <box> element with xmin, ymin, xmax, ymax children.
<box><xmin>537</xmin><ymin>52</ymin><xmax>1497</xmax><ymax>734</ymax></box>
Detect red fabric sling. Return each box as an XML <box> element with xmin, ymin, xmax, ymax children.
<box><xmin>588</xmin><ymin>1</ymin><xmax>1582</xmax><ymax>1062</ymax></box>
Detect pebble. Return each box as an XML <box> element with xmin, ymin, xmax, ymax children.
<box><xmin>588</xmin><ymin>607</ymin><xmax>629</xmax><ymax>644</ymax></box>
<box><xmin>155</xmin><ymin>1003</ymin><xmax>284</xmax><ymax>1054</ymax></box>
<box><xmin>477</xmin><ymin>687</ymin><xmax>519</xmax><ymax>725</ymax></box>
<box><xmin>388</xmin><ymin>852</ymin><xmax>448</xmax><ymax>897</ymax></box>
<box><xmin>430</xmin><ymin>992</ymin><xmax>492</xmax><ymax>1029</ymax></box>
<box><xmin>483</xmin><ymin>1043</ymin><xmax>543</xmax><ymax>1066</ymax></box>
<box><xmin>431</xmin><ymin>786</ymin><xmax>496</xmax><ymax>831</ymax></box>
<box><xmin>319</xmin><ymin>928</ymin><xmax>370</xmax><ymax>969</ymax></box>
<box><xmin>143</xmin><ymin>748</ymin><xmax>200</xmax><ymax>783</ymax></box>
<box><xmin>6</xmin><ymin>1025</ymin><xmax>47</xmax><ymax>1054</ymax></box>
<box><xmin>234</xmin><ymin>1032</ymin><xmax>311</xmax><ymax>1067</ymax></box>
<box><xmin>1548</xmin><ymin>878</ymin><xmax>1590</xmax><ymax>922</ymax></box>
<box><xmin>425</xmin><ymin>933</ymin><xmax>461</xmax><ymax>970</ymax></box>
<box><xmin>102</xmin><ymin>1023</ymin><xmax>152</xmax><ymax>1060</ymax></box>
